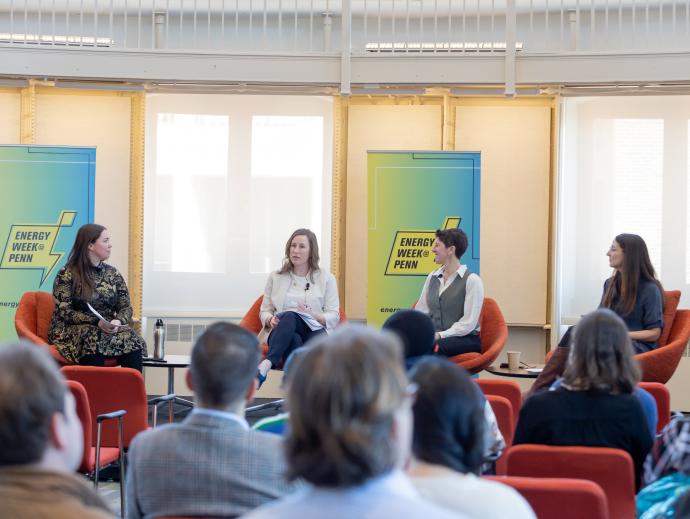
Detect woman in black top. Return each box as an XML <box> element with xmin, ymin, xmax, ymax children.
<box><xmin>601</xmin><ymin>233</ymin><xmax>664</xmax><ymax>353</ymax></box>
<box><xmin>515</xmin><ymin>308</ymin><xmax>654</xmax><ymax>488</ymax></box>
<box><xmin>529</xmin><ymin>233</ymin><xmax>664</xmax><ymax>394</ymax></box>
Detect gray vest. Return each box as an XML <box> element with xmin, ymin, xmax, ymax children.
<box><xmin>427</xmin><ymin>268</ymin><xmax>471</xmax><ymax>332</ymax></box>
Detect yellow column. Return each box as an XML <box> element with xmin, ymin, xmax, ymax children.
<box><xmin>128</xmin><ymin>92</ymin><xmax>146</xmax><ymax>329</ymax></box>
<box><xmin>331</xmin><ymin>95</ymin><xmax>349</xmax><ymax>305</ymax></box>
<box><xmin>19</xmin><ymin>83</ymin><xmax>36</xmax><ymax>144</ymax></box>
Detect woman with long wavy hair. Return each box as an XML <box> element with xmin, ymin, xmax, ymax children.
<box><xmin>48</xmin><ymin>224</ymin><xmax>146</xmax><ymax>370</ymax></box>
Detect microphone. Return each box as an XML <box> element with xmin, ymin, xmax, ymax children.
<box><xmin>305</xmin><ymin>282</ymin><xmax>310</xmax><ymax>291</ymax></box>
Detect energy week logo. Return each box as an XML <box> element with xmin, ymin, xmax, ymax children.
<box><xmin>385</xmin><ymin>216</ymin><xmax>461</xmax><ymax>276</ymax></box>
<box><xmin>0</xmin><ymin>210</ymin><xmax>76</xmax><ymax>286</ymax></box>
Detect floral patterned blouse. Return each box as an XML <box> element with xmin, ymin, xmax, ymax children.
<box><xmin>48</xmin><ymin>263</ymin><xmax>146</xmax><ymax>363</ymax></box>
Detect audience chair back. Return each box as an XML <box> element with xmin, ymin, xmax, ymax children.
<box><xmin>506</xmin><ymin>444</ymin><xmax>635</xmax><ymax>519</ymax></box>
<box><xmin>14</xmin><ymin>291</ymin><xmax>69</xmax><ymax>365</ymax></box>
<box><xmin>636</xmin><ymin>291</ymin><xmax>690</xmax><ymax>383</ymax></box>
<box><xmin>62</xmin><ymin>366</ymin><xmax>148</xmax><ymax>448</ymax></box>
<box><xmin>476</xmin><ymin>378</ymin><xmax>522</xmax><ymax>424</ymax></box>
<box><xmin>447</xmin><ymin>297</ymin><xmax>508</xmax><ymax>374</ymax></box>
<box><xmin>486</xmin><ymin>394</ymin><xmax>514</xmax><ymax>475</ymax></box>
<box><xmin>67</xmin><ymin>380</ymin><xmax>126</xmax><ymax>513</ymax></box>
<box><xmin>484</xmin><ymin>476</ymin><xmax>609</xmax><ymax>519</ymax></box>
<box><xmin>638</xmin><ymin>382</ymin><xmax>671</xmax><ymax>434</ymax></box>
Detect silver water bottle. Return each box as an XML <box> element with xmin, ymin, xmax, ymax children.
<box><xmin>153</xmin><ymin>318</ymin><xmax>166</xmax><ymax>360</ymax></box>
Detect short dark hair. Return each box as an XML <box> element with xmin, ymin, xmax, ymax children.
<box><xmin>382</xmin><ymin>309</ymin><xmax>436</xmax><ymax>359</ymax></box>
<box><xmin>190</xmin><ymin>322</ymin><xmax>260</xmax><ymax>408</ymax></box>
<box><xmin>285</xmin><ymin>325</ymin><xmax>407</xmax><ymax>487</ymax></box>
<box><xmin>409</xmin><ymin>357</ymin><xmax>485</xmax><ymax>475</ymax></box>
<box><xmin>0</xmin><ymin>342</ymin><xmax>67</xmax><ymax>465</ymax></box>
<box><xmin>562</xmin><ymin>308</ymin><xmax>641</xmax><ymax>394</ymax></box>
<box><xmin>435</xmin><ymin>228</ymin><xmax>468</xmax><ymax>259</ymax></box>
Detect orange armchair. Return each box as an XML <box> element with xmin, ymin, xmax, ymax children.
<box><xmin>635</xmin><ymin>290</ymin><xmax>690</xmax><ymax>383</ymax></box>
<box><xmin>486</xmin><ymin>394</ymin><xmax>514</xmax><ymax>475</ymax></box>
<box><xmin>484</xmin><ymin>476</ymin><xmax>609</xmax><ymax>519</ymax></box>
<box><xmin>15</xmin><ymin>291</ymin><xmax>70</xmax><ymax>365</ymax></box>
<box><xmin>506</xmin><ymin>444</ymin><xmax>635</xmax><ymax>519</ymax></box>
<box><xmin>239</xmin><ymin>295</ymin><xmax>347</xmax><ymax>360</ymax></box>
<box><xmin>449</xmin><ymin>297</ymin><xmax>508</xmax><ymax>374</ymax></box>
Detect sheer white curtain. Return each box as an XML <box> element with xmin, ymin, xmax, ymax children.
<box><xmin>144</xmin><ymin>94</ymin><xmax>333</xmax><ymax>317</ymax></box>
<box><xmin>557</xmin><ymin>96</ymin><xmax>690</xmax><ymax>339</ymax></box>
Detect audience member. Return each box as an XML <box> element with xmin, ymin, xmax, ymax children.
<box><xmin>0</xmin><ymin>342</ymin><xmax>112</xmax><ymax>518</ymax></box>
<box><xmin>126</xmin><ymin>322</ymin><xmax>296</xmax><ymax>518</ymax></box>
<box><xmin>49</xmin><ymin>223</ymin><xmax>146</xmax><ymax>371</ymax></box>
<box><xmin>242</xmin><ymin>325</ymin><xmax>463</xmax><ymax>519</ymax></box>
<box><xmin>514</xmin><ymin>309</ymin><xmax>653</xmax><ymax>488</ymax></box>
<box><xmin>415</xmin><ymin>228</ymin><xmax>484</xmax><ymax>357</ymax></box>
<box><xmin>382</xmin><ymin>309</ymin><xmax>505</xmax><ymax>463</ymax></box>
<box><xmin>637</xmin><ymin>417</ymin><xmax>690</xmax><ymax>518</ymax></box>
<box><xmin>407</xmin><ymin>357</ymin><xmax>535</xmax><ymax>519</ymax></box>
<box><xmin>257</xmin><ymin>228</ymin><xmax>340</xmax><ymax>387</ymax></box>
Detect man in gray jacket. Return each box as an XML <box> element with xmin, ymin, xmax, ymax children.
<box><xmin>126</xmin><ymin>322</ymin><xmax>295</xmax><ymax>518</ymax></box>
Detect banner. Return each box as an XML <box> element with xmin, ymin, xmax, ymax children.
<box><xmin>0</xmin><ymin>145</ymin><xmax>95</xmax><ymax>341</ymax></box>
<box><xmin>367</xmin><ymin>151</ymin><xmax>480</xmax><ymax>326</ymax></box>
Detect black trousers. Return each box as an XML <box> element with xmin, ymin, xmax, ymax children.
<box><xmin>266</xmin><ymin>311</ymin><xmax>326</xmax><ymax>366</ymax></box>
<box><xmin>80</xmin><ymin>349</ymin><xmax>143</xmax><ymax>372</ymax></box>
<box><xmin>437</xmin><ymin>333</ymin><xmax>482</xmax><ymax>357</ymax></box>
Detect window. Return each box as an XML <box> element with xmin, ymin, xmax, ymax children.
<box><xmin>144</xmin><ymin>94</ymin><xmax>333</xmax><ymax>317</ymax></box>
<box><xmin>557</xmin><ymin>96</ymin><xmax>690</xmax><ymax>337</ymax></box>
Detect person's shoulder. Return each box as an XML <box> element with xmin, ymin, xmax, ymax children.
<box><xmin>463</xmin><ymin>477</ymin><xmax>536</xmax><ymax>517</ymax></box>
<box><xmin>638</xmin><ymin>279</ymin><xmax>662</xmax><ymax>298</ymax></box>
<box><xmin>129</xmin><ymin>422</ymin><xmax>185</xmax><ymax>453</ymax></box>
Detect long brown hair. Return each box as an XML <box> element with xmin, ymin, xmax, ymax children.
<box><xmin>562</xmin><ymin>309</ymin><xmax>640</xmax><ymax>394</ymax></box>
<box><xmin>278</xmin><ymin>228</ymin><xmax>320</xmax><ymax>277</ymax></box>
<box><xmin>600</xmin><ymin>233</ymin><xmax>664</xmax><ymax>316</ymax></box>
<box><xmin>66</xmin><ymin>223</ymin><xmax>106</xmax><ymax>300</ymax></box>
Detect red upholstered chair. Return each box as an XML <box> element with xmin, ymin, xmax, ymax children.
<box><xmin>636</xmin><ymin>291</ymin><xmax>690</xmax><ymax>383</ymax></box>
<box><xmin>239</xmin><ymin>295</ymin><xmax>347</xmax><ymax>360</ymax></box>
<box><xmin>66</xmin><ymin>380</ymin><xmax>125</xmax><ymax>512</ymax></box>
<box><xmin>638</xmin><ymin>381</ymin><xmax>671</xmax><ymax>434</ymax></box>
<box><xmin>475</xmin><ymin>378</ymin><xmax>522</xmax><ymax>424</ymax></box>
<box><xmin>15</xmin><ymin>291</ymin><xmax>69</xmax><ymax>365</ymax></box>
<box><xmin>62</xmin><ymin>366</ymin><xmax>149</xmax><ymax>449</ymax></box>
<box><xmin>484</xmin><ymin>476</ymin><xmax>609</xmax><ymax>519</ymax></box>
<box><xmin>506</xmin><ymin>444</ymin><xmax>636</xmax><ymax>519</ymax></box>
<box><xmin>486</xmin><ymin>394</ymin><xmax>514</xmax><ymax>475</ymax></box>
<box><xmin>449</xmin><ymin>297</ymin><xmax>508</xmax><ymax>374</ymax></box>
<box><xmin>15</xmin><ymin>290</ymin><xmax>121</xmax><ymax>367</ymax></box>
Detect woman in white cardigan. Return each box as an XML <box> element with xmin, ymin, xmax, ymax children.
<box><xmin>257</xmin><ymin>228</ymin><xmax>340</xmax><ymax>385</ymax></box>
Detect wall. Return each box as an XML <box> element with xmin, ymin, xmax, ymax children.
<box><xmin>34</xmin><ymin>91</ymin><xmax>133</xmax><ymax>276</ymax></box>
<box><xmin>345</xmin><ymin>102</ymin><xmax>443</xmax><ymax>316</ymax></box>
<box><xmin>0</xmin><ymin>90</ymin><xmax>20</xmax><ymax>143</ymax></box>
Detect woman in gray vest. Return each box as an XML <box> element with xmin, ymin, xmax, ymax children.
<box><xmin>415</xmin><ymin>228</ymin><xmax>484</xmax><ymax>357</ymax></box>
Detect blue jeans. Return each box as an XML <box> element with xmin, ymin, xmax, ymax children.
<box><xmin>266</xmin><ymin>311</ymin><xmax>326</xmax><ymax>366</ymax></box>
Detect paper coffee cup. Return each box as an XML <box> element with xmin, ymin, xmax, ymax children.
<box><xmin>507</xmin><ymin>351</ymin><xmax>521</xmax><ymax>371</ymax></box>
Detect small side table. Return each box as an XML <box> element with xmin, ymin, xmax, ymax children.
<box><xmin>143</xmin><ymin>354</ymin><xmax>194</xmax><ymax>407</ymax></box>
<box><xmin>485</xmin><ymin>364</ymin><xmax>544</xmax><ymax>379</ymax></box>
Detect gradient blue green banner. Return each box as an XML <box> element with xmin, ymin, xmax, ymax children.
<box><xmin>0</xmin><ymin>145</ymin><xmax>95</xmax><ymax>341</ymax></box>
<box><xmin>368</xmin><ymin>151</ymin><xmax>480</xmax><ymax>326</ymax></box>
